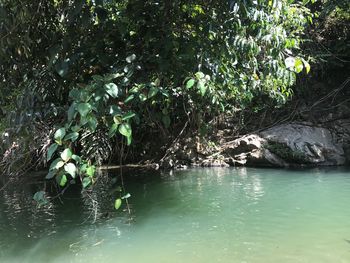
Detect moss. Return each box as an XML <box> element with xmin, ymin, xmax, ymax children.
<box><xmin>265</xmin><ymin>141</ymin><xmax>309</xmax><ymax>164</ymax></box>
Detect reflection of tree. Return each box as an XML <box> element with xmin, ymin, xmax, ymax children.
<box><xmin>0</xmin><ymin>182</ymin><xmax>56</xmax><ymax>257</ymax></box>
<box><xmin>237</xmin><ymin>168</ymin><xmax>265</xmax><ymax>201</ymax></box>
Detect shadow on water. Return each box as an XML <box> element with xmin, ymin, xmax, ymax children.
<box><xmin>0</xmin><ymin>167</ymin><xmax>265</xmax><ymax>256</ymax></box>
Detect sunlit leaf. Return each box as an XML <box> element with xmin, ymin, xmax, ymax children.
<box><xmin>110</xmin><ymin>105</ymin><xmax>122</xmax><ymax>115</ymax></box>
<box><xmin>126</xmin><ymin>134</ymin><xmax>132</xmax><ymax>146</ymax></box>
<box><xmin>124</xmin><ymin>94</ymin><xmax>135</xmax><ymax>104</ymax></box>
<box><xmin>139</xmin><ymin>93</ymin><xmax>147</xmax><ymax>102</ymax></box>
<box><xmin>60</xmin><ymin>174</ymin><xmax>68</xmax><ymax>187</ymax></box>
<box><xmin>295</xmin><ymin>58</ymin><xmax>303</xmax><ymax>73</ymax></box>
<box><xmin>64</xmin><ymin>163</ymin><xmax>77</xmax><ymax>178</ymax></box>
<box><xmin>86</xmin><ymin>165</ymin><xmax>96</xmax><ymax>177</ymax></box>
<box><xmin>197</xmin><ymin>80</ymin><xmax>207</xmax><ymax>96</ymax></box>
<box><xmin>285</xmin><ymin>57</ymin><xmax>295</xmax><ymax>69</ymax></box>
<box><xmin>105</xmin><ymin>83</ymin><xmax>119</xmax><ymax>98</ymax></box>
<box><xmin>148</xmin><ymin>87</ymin><xmax>159</xmax><ymax>98</ymax></box>
<box><xmin>302</xmin><ymin>59</ymin><xmax>311</xmax><ymax>74</ymax></box>
<box><xmin>122</xmin><ymin>112</ymin><xmax>136</xmax><ymax>121</ymax></box>
<box><xmin>195</xmin><ymin>72</ymin><xmax>205</xmax><ymax>79</ymax></box>
<box><xmin>126</xmin><ymin>54</ymin><xmax>136</xmax><ymax>63</ymax></box>
<box><xmin>55</xmin><ymin>161</ymin><xmax>65</xmax><ymax>169</ymax></box>
<box><xmin>54</xmin><ymin>128</ymin><xmax>66</xmax><ymax>144</ymax></box>
<box><xmin>118</xmin><ymin>123</ymin><xmax>132</xmax><ymax>138</ymax></box>
<box><xmin>186</xmin><ymin>78</ymin><xmax>195</xmax><ymax>89</ymax></box>
<box><xmin>61</xmin><ymin>148</ymin><xmax>73</xmax><ymax>162</ymax></box>
<box><xmin>114</xmin><ymin>198</ymin><xmax>122</xmax><ymax>210</ymax></box>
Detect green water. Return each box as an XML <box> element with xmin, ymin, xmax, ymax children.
<box><xmin>1</xmin><ymin>167</ymin><xmax>350</xmax><ymax>263</ymax></box>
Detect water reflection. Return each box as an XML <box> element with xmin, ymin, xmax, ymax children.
<box><xmin>0</xmin><ymin>167</ymin><xmax>350</xmax><ymax>263</ymax></box>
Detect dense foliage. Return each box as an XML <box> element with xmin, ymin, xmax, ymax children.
<box><xmin>2</xmin><ymin>0</ymin><xmax>346</xmax><ymax>204</ymax></box>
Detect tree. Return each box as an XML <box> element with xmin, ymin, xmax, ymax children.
<box><xmin>0</xmin><ymin>1</ymin><xmax>312</xmax><ymax>197</ymax></box>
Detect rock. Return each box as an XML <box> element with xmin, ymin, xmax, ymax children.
<box><xmin>201</xmin><ymin>159</ymin><xmax>230</xmax><ymax>167</ymax></box>
<box><xmin>160</xmin><ymin>123</ymin><xmax>346</xmax><ymax>169</ymax></box>
<box><xmin>260</xmin><ymin>123</ymin><xmax>345</xmax><ymax>166</ymax></box>
<box><xmin>221</xmin><ymin>124</ymin><xmax>345</xmax><ymax>167</ymax></box>
<box><xmin>222</xmin><ymin>135</ymin><xmax>287</xmax><ymax>167</ymax></box>
<box><xmin>223</xmin><ymin>134</ymin><xmax>265</xmax><ymax>156</ymax></box>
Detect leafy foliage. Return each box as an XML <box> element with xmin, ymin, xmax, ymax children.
<box><xmin>0</xmin><ymin>1</ymin><xmax>313</xmax><ymax>193</ymax></box>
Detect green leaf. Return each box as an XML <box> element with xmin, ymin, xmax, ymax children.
<box><xmin>64</xmin><ymin>163</ymin><xmax>77</xmax><ymax>178</ymax></box>
<box><xmin>162</xmin><ymin>115</ymin><xmax>171</xmax><ymax>128</ymax></box>
<box><xmin>122</xmin><ymin>112</ymin><xmax>136</xmax><ymax>121</ymax></box>
<box><xmin>49</xmin><ymin>158</ymin><xmax>62</xmax><ymax>171</ymax></box>
<box><xmin>139</xmin><ymin>93</ymin><xmax>147</xmax><ymax>102</ymax></box>
<box><xmin>67</xmin><ymin>102</ymin><xmax>77</xmax><ymax>122</ymax></box>
<box><xmin>302</xmin><ymin>59</ymin><xmax>310</xmax><ymax>74</ymax></box>
<box><xmin>114</xmin><ymin>198</ymin><xmax>122</xmax><ymax>210</ymax></box>
<box><xmin>118</xmin><ymin>123</ymin><xmax>132</xmax><ymax>138</ymax></box>
<box><xmin>55</xmin><ymin>161</ymin><xmax>65</xmax><ymax>169</ymax></box>
<box><xmin>55</xmin><ymin>60</ymin><xmax>69</xmax><ymax>77</ymax></box>
<box><xmin>195</xmin><ymin>72</ymin><xmax>205</xmax><ymax>79</ymax></box>
<box><xmin>86</xmin><ymin>165</ymin><xmax>96</xmax><ymax>177</ymax></box>
<box><xmin>82</xmin><ymin>177</ymin><xmax>91</xmax><ymax>188</ymax></box>
<box><xmin>126</xmin><ymin>54</ymin><xmax>136</xmax><ymax>63</ymax></box>
<box><xmin>109</xmin><ymin>123</ymin><xmax>119</xmax><ymax>138</ymax></box>
<box><xmin>186</xmin><ymin>78</ymin><xmax>195</xmax><ymax>89</ymax></box>
<box><xmin>124</xmin><ymin>94</ymin><xmax>135</xmax><ymax>104</ymax></box>
<box><xmin>197</xmin><ymin>80</ymin><xmax>207</xmax><ymax>96</ymax></box>
<box><xmin>47</xmin><ymin>143</ymin><xmax>58</xmax><ymax>161</ymax></box>
<box><xmin>129</xmin><ymin>86</ymin><xmax>140</xmax><ymax>93</ymax></box>
<box><xmin>295</xmin><ymin>58</ymin><xmax>303</xmax><ymax>73</ymax></box>
<box><xmin>80</xmin><ymin>164</ymin><xmax>87</xmax><ymax>173</ymax></box>
<box><xmin>71</xmin><ymin>125</ymin><xmax>81</xmax><ymax>133</ymax></box>
<box><xmin>110</xmin><ymin>105</ymin><xmax>122</xmax><ymax>115</ymax></box>
<box><xmin>105</xmin><ymin>83</ymin><xmax>119</xmax><ymax>98</ymax></box>
<box><xmin>148</xmin><ymin>87</ymin><xmax>159</xmax><ymax>98</ymax></box>
<box><xmin>61</xmin><ymin>148</ymin><xmax>73</xmax><ymax>162</ymax></box>
<box><xmin>77</xmin><ymin>103</ymin><xmax>91</xmax><ymax>117</ymax></box>
<box><xmin>113</xmin><ymin>115</ymin><xmax>122</xmax><ymax>124</ymax></box>
<box><xmin>88</xmin><ymin>116</ymin><xmax>98</xmax><ymax>132</ymax></box>
<box><xmin>285</xmin><ymin>57</ymin><xmax>295</xmax><ymax>69</ymax></box>
<box><xmin>54</xmin><ymin>128</ymin><xmax>66</xmax><ymax>144</ymax></box>
<box><xmin>71</xmin><ymin>154</ymin><xmax>82</xmax><ymax>163</ymax></box>
<box><xmin>45</xmin><ymin>170</ymin><xmax>57</xmax><ymax>180</ymax></box>
<box><xmin>60</xmin><ymin>174</ymin><xmax>68</xmax><ymax>187</ymax></box>
<box><xmin>126</xmin><ymin>134</ymin><xmax>132</xmax><ymax>146</ymax></box>
<box><xmin>64</xmin><ymin>132</ymin><xmax>79</xmax><ymax>142</ymax></box>
<box><xmin>69</xmin><ymin>89</ymin><xmax>81</xmax><ymax>101</ymax></box>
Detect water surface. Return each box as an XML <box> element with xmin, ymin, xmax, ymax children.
<box><xmin>1</xmin><ymin>167</ymin><xmax>350</xmax><ymax>263</ymax></box>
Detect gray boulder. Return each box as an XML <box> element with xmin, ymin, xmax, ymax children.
<box><xmin>222</xmin><ymin>124</ymin><xmax>345</xmax><ymax>167</ymax></box>
<box><xmin>260</xmin><ymin>124</ymin><xmax>345</xmax><ymax>166</ymax></box>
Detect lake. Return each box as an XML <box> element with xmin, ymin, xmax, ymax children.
<box><xmin>1</xmin><ymin>167</ymin><xmax>350</xmax><ymax>262</ymax></box>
